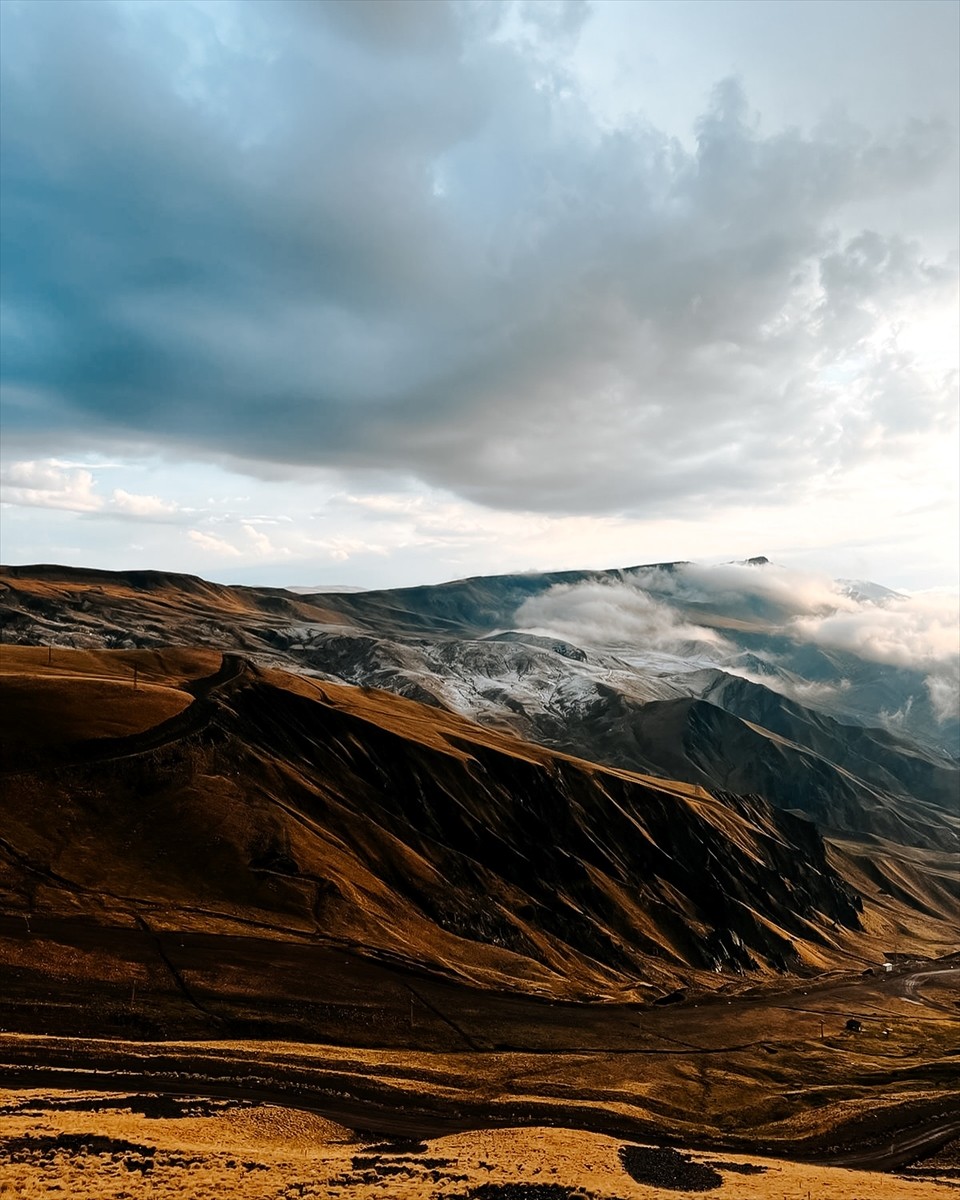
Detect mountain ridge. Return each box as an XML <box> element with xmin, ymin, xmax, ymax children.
<box><xmin>3</xmin><ymin>646</ymin><xmax>907</xmax><ymax>1011</ymax></box>
<box><xmin>2</xmin><ymin>562</ymin><xmax>956</xmax><ymax>858</ymax></box>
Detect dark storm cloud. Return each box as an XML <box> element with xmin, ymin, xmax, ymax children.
<box><xmin>1</xmin><ymin>0</ymin><xmax>955</xmax><ymax>515</ymax></box>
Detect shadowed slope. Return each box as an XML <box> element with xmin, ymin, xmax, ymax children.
<box><xmin>0</xmin><ymin>648</ymin><xmax>908</xmax><ymax>1022</ymax></box>
<box><xmin>3</xmin><ymin>565</ymin><xmax>955</xmax><ymax>857</ymax></box>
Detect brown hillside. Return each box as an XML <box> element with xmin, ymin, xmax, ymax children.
<box><xmin>2</xmin><ymin>648</ymin><xmax>955</xmax><ymax>1041</ymax></box>
<box><xmin>2</xmin><ymin>647</ymin><xmax>958</xmax><ymax>1175</ymax></box>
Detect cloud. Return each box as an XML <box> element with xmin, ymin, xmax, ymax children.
<box><xmin>631</xmin><ymin>560</ymin><xmax>864</xmax><ymax>618</ymax></box>
<box><xmin>719</xmin><ymin>663</ymin><xmax>852</xmax><ymax>708</ymax></box>
<box><xmin>634</xmin><ymin>561</ymin><xmax>958</xmax><ymax>673</ymax></box>
<box><xmin>515</xmin><ymin>578</ymin><xmax>729</xmax><ymax>651</ymax></box>
<box><xmin>0</xmin><ymin>458</ymin><xmax>194</xmax><ymax>525</ymax></box>
<box><xmin>109</xmin><ymin>488</ymin><xmax>182</xmax><ymax>520</ymax></box>
<box><xmin>1</xmin><ymin>459</ymin><xmax>103</xmax><ymax>512</ymax></box>
<box><xmin>514</xmin><ymin>564</ymin><xmax>959</xmax><ymax>726</ymax></box>
<box><xmin>241</xmin><ymin>522</ymin><xmax>292</xmax><ymax>557</ymax></box>
<box><xmin>1</xmin><ymin>0</ymin><xmax>956</xmax><ymax>519</ymax></box>
<box><xmin>792</xmin><ymin>588</ymin><xmax>960</xmax><ymax>671</ymax></box>
<box><xmin>926</xmin><ymin>672</ymin><xmax>960</xmax><ymax>725</ymax></box>
<box><xmin>187</xmin><ymin>529</ymin><xmax>241</xmax><ymax>557</ymax></box>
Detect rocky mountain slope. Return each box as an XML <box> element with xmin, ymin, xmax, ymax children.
<box><xmin>2</xmin><ymin>563</ymin><xmax>956</xmax><ymax>859</ymax></box>
<box><xmin>1</xmin><ymin>642</ymin><xmax>958</xmax><ymax>1184</ymax></box>
<box><xmin>288</xmin><ymin>629</ymin><xmax>958</xmax><ymax>851</ymax></box>
<box><xmin>2</xmin><ymin>646</ymin><xmax>893</xmax><ymax>1004</ymax></box>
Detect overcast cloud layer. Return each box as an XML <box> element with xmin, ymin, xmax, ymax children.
<box><xmin>1</xmin><ymin>0</ymin><xmax>957</xmax><ymax>588</ymax></box>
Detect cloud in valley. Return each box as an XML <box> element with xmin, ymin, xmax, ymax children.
<box><xmin>637</xmin><ymin>562</ymin><xmax>960</xmax><ymax>676</ymax></box>
<box><xmin>630</xmin><ymin>561</ymin><xmax>866</xmax><ymax>617</ymax></box>
<box><xmin>514</xmin><ymin>562</ymin><xmax>959</xmax><ymax>722</ymax></box>
<box><xmin>515</xmin><ymin>578</ymin><xmax>730</xmax><ymax>652</ymax></box>
<box><xmin>791</xmin><ymin>588</ymin><xmax>959</xmax><ymax>671</ymax></box>
<box><xmin>1</xmin><ymin>0</ymin><xmax>956</xmax><ymax>526</ymax></box>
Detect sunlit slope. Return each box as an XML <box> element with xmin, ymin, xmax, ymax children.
<box><xmin>0</xmin><ymin>646</ymin><xmax>216</xmax><ymax>757</ymax></box>
<box><xmin>3</xmin><ymin>564</ymin><xmax>954</xmax><ymax>857</ymax></box>
<box><xmin>0</xmin><ymin>564</ymin><xmax>359</xmax><ymax>650</ymax></box>
<box><xmin>2</xmin><ymin>650</ymin><xmax>955</xmax><ymax>1013</ymax></box>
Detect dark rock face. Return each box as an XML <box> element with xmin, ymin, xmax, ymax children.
<box><xmin>236</xmin><ymin>674</ymin><xmax>865</xmax><ymax>976</ymax></box>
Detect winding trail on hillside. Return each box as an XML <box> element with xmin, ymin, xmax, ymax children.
<box><xmin>79</xmin><ymin>651</ymin><xmax>248</xmax><ymax>763</ymax></box>
<box><xmin>0</xmin><ymin>653</ymin><xmax>247</xmax><ymax>774</ymax></box>
<box><xmin>821</xmin><ymin>1111</ymin><xmax>960</xmax><ymax>1171</ymax></box>
<box><xmin>895</xmin><ymin>967</ymin><xmax>960</xmax><ymax>1012</ymax></box>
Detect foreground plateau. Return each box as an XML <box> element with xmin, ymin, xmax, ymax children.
<box><xmin>1</xmin><ymin>1085</ymin><xmax>957</xmax><ymax>1199</ymax></box>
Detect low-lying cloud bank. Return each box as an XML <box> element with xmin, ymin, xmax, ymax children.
<box><xmin>791</xmin><ymin>589</ymin><xmax>959</xmax><ymax>671</ymax></box>
<box><xmin>515</xmin><ymin>561</ymin><xmax>959</xmax><ymax>725</ymax></box>
<box><xmin>631</xmin><ymin>560</ymin><xmax>874</xmax><ymax>617</ymax></box>
<box><xmin>515</xmin><ymin>579</ymin><xmax>731</xmax><ymax>655</ymax></box>
<box><xmin>794</xmin><ymin>590</ymin><xmax>959</xmax><ymax>726</ymax></box>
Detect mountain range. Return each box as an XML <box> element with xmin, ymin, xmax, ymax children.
<box><xmin>3</xmin><ymin>560</ymin><xmax>956</xmax><ymax>861</ymax></box>
<box><xmin>1</xmin><ymin>557</ymin><xmax>958</xmax><ymax>1173</ymax></box>
<box><xmin>1</xmin><ymin>559</ymin><xmax>957</xmax><ymax>993</ymax></box>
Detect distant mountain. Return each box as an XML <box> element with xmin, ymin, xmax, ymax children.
<box><xmin>2</xmin><ymin>562</ymin><xmax>957</xmax><ymax>860</ymax></box>
<box><xmin>305</xmin><ymin>566</ymin><xmax>957</xmax><ymax>757</ymax></box>
<box><xmin>286</xmin><ymin>584</ymin><xmax>365</xmax><ymax>594</ymax></box>
<box><xmin>2</xmin><ymin>562</ymin><xmax>958</xmax><ymax>1021</ymax></box>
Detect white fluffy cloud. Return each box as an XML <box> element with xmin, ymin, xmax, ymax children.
<box><xmin>516</xmin><ymin>577</ymin><xmax>729</xmax><ymax>652</ymax></box>
<box><xmin>187</xmin><ymin>529</ymin><xmax>241</xmax><ymax>557</ymax></box>
<box><xmin>1</xmin><ymin>460</ymin><xmax>102</xmax><ymax>513</ymax></box>
<box><xmin>109</xmin><ymin>489</ymin><xmax>182</xmax><ymax>520</ymax></box>
<box><xmin>792</xmin><ymin>587</ymin><xmax>959</xmax><ymax>671</ymax></box>
<box><xmin>0</xmin><ymin>460</ymin><xmax>192</xmax><ymax>524</ymax></box>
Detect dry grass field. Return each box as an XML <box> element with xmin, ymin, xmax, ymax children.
<box><xmin>0</xmin><ymin>1088</ymin><xmax>955</xmax><ymax>1199</ymax></box>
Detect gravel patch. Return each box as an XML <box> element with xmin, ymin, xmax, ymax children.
<box><xmin>619</xmin><ymin>1145</ymin><xmax>723</xmax><ymax>1191</ymax></box>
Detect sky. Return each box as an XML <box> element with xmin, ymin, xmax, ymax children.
<box><xmin>1</xmin><ymin>0</ymin><xmax>958</xmax><ymax>592</ymax></box>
